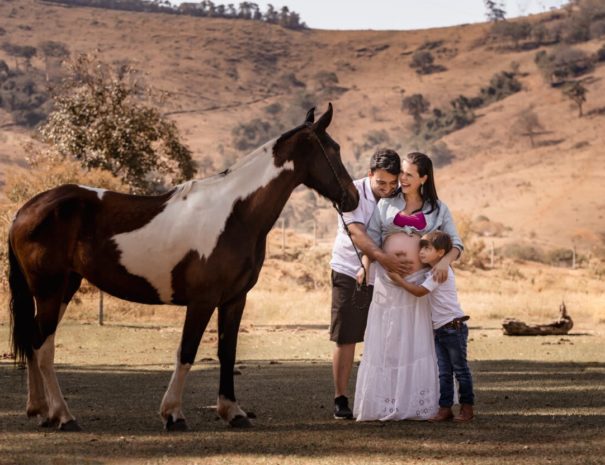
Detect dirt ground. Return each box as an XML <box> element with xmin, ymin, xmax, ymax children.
<box><xmin>0</xmin><ymin>322</ymin><xmax>603</xmax><ymax>465</ymax></box>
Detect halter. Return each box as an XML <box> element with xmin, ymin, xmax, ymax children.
<box><xmin>310</xmin><ymin>131</ymin><xmax>367</xmax><ymax>286</ymax></box>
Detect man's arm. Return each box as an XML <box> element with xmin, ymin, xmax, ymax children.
<box><xmin>348</xmin><ymin>223</ymin><xmax>411</xmax><ymax>275</ymax></box>
<box><xmin>388</xmin><ymin>272</ymin><xmax>429</xmax><ymax>297</ymax></box>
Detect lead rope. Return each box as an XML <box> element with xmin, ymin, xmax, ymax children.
<box><xmin>310</xmin><ymin>132</ymin><xmax>368</xmax><ymax>287</ymax></box>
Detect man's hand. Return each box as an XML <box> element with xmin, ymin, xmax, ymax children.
<box><xmin>355</xmin><ymin>267</ymin><xmax>366</xmax><ymax>286</ymax></box>
<box><xmin>376</xmin><ymin>251</ymin><xmax>412</xmax><ymax>276</ymax></box>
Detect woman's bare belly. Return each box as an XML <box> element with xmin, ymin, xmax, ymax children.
<box><xmin>383</xmin><ymin>232</ymin><xmax>423</xmax><ymax>274</ymax></box>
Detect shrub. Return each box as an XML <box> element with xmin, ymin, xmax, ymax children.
<box><xmin>39</xmin><ymin>53</ymin><xmax>196</xmax><ymax>193</ymax></box>
<box><xmin>535</xmin><ymin>46</ymin><xmax>594</xmax><ymax>84</ymax></box>
<box><xmin>428</xmin><ymin>141</ymin><xmax>455</xmax><ymax>167</ymax></box>
<box><xmin>409</xmin><ymin>50</ymin><xmax>446</xmax><ymax>75</ymax></box>
<box><xmin>491</xmin><ymin>20</ymin><xmax>532</xmax><ymax>48</ymax></box>
<box><xmin>597</xmin><ymin>43</ymin><xmax>605</xmax><ymax>62</ymax></box>
<box><xmin>231</xmin><ymin>118</ymin><xmax>274</xmax><ymax>151</ymax></box>
<box><xmin>500</xmin><ymin>242</ymin><xmax>546</xmax><ymax>263</ymax></box>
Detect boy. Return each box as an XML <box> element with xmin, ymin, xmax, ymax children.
<box><xmin>387</xmin><ymin>231</ymin><xmax>475</xmax><ymax>422</ymax></box>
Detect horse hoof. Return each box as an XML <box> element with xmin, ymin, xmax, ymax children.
<box><xmin>38</xmin><ymin>417</ymin><xmax>56</xmax><ymax>428</ymax></box>
<box><xmin>165</xmin><ymin>417</ymin><xmax>188</xmax><ymax>432</ymax></box>
<box><xmin>59</xmin><ymin>420</ymin><xmax>82</xmax><ymax>432</ymax></box>
<box><xmin>229</xmin><ymin>415</ymin><xmax>252</xmax><ymax>428</ymax></box>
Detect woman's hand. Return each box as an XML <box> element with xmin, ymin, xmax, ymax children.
<box><xmin>431</xmin><ymin>259</ymin><xmax>449</xmax><ymax>283</ymax></box>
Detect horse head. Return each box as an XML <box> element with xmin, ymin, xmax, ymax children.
<box><xmin>274</xmin><ymin>104</ymin><xmax>359</xmax><ymax>212</ymax></box>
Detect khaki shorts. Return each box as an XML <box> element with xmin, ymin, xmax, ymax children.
<box><xmin>330</xmin><ymin>270</ymin><xmax>373</xmax><ymax>344</ymax></box>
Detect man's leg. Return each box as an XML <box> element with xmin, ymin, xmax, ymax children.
<box><xmin>333</xmin><ymin>343</ymin><xmax>355</xmax><ymax>398</ymax></box>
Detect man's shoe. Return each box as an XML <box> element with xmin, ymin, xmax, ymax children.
<box><xmin>453</xmin><ymin>404</ymin><xmax>474</xmax><ymax>422</ymax></box>
<box><xmin>333</xmin><ymin>395</ymin><xmax>353</xmax><ymax>420</ymax></box>
<box><xmin>428</xmin><ymin>407</ymin><xmax>454</xmax><ymax>422</ymax></box>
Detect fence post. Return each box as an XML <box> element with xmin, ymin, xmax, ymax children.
<box><xmin>281</xmin><ymin>218</ymin><xmax>286</xmax><ymax>258</ymax></box>
<box><xmin>98</xmin><ymin>290</ymin><xmax>104</xmax><ymax>326</ymax></box>
<box><xmin>490</xmin><ymin>241</ymin><xmax>495</xmax><ymax>268</ymax></box>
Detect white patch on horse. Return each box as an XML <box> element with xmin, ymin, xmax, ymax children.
<box><xmin>112</xmin><ymin>139</ymin><xmax>294</xmax><ymax>302</ymax></box>
<box><xmin>79</xmin><ymin>185</ymin><xmax>106</xmax><ymax>200</ymax></box>
<box><xmin>217</xmin><ymin>395</ymin><xmax>247</xmax><ymax>422</ymax></box>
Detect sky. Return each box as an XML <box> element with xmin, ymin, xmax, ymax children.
<box><xmin>172</xmin><ymin>1</ymin><xmax>571</xmax><ymax>30</ymax></box>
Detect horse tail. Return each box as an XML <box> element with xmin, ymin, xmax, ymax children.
<box><xmin>8</xmin><ymin>238</ymin><xmax>35</xmax><ymax>365</ymax></box>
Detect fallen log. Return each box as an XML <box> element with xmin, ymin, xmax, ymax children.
<box><xmin>502</xmin><ymin>302</ymin><xmax>573</xmax><ymax>336</ymax></box>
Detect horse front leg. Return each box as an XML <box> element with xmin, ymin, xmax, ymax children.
<box><xmin>160</xmin><ymin>299</ymin><xmax>216</xmax><ymax>431</ymax></box>
<box><xmin>217</xmin><ymin>294</ymin><xmax>250</xmax><ymax>428</ymax></box>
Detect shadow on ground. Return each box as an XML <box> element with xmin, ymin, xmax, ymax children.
<box><xmin>0</xmin><ymin>360</ymin><xmax>603</xmax><ymax>465</ymax></box>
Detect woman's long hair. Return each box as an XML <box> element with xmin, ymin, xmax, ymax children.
<box><xmin>405</xmin><ymin>152</ymin><xmax>439</xmax><ymax>214</ymax></box>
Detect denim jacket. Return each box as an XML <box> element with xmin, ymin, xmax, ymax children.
<box><xmin>367</xmin><ymin>195</ymin><xmax>464</xmax><ymax>252</ymax></box>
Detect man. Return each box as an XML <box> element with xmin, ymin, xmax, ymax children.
<box><xmin>330</xmin><ymin>148</ymin><xmax>409</xmax><ymax>419</ymax></box>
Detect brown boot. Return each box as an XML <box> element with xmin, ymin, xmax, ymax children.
<box><xmin>428</xmin><ymin>407</ymin><xmax>453</xmax><ymax>422</ymax></box>
<box><xmin>454</xmin><ymin>404</ymin><xmax>474</xmax><ymax>422</ymax></box>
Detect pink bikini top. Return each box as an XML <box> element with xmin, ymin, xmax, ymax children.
<box><xmin>393</xmin><ymin>210</ymin><xmax>427</xmax><ymax>230</ymax></box>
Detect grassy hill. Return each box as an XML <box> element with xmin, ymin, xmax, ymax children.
<box><xmin>1</xmin><ymin>0</ymin><xmax>605</xmax><ymax>258</ymax></box>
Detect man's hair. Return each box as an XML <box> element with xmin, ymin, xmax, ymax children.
<box><xmin>420</xmin><ymin>231</ymin><xmax>453</xmax><ymax>254</ymax></box>
<box><xmin>370</xmin><ymin>148</ymin><xmax>401</xmax><ymax>176</ymax></box>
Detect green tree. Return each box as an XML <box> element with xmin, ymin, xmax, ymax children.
<box><xmin>39</xmin><ymin>54</ymin><xmax>196</xmax><ymax>193</ymax></box>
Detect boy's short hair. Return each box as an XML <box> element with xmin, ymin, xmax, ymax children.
<box><xmin>420</xmin><ymin>231</ymin><xmax>453</xmax><ymax>254</ymax></box>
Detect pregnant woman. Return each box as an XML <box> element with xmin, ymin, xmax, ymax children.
<box><xmin>353</xmin><ymin>152</ymin><xmax>463</xmax><ymax>421</ymax></box>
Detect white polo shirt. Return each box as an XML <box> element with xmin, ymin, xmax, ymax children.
<box><xmin>330</xmin><ymin>177</ymin><xmax>378</xmax><ymax>285</ymax></box>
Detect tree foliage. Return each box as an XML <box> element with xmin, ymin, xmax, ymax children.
<box><xmin>512</xmin><ymin>107</ymin><xmax>545</xmax><ymax>147</ymax></box>
<box><xmin>484</xmin><ymin>0</ymin><xmax>506</xmax><ymax>22</ymax></box>
<box><xmin>39</xmin><ymin>54</ymin><xmax>196</xmax><ymax>193</ymax></box>
<box><xmin>402</xmin><ymin>94</ymin><xmax>430</xmax><ymax>134</ymax></box>
<box><xmin>562</xmin><ymin>81</ymin><xmax>588</xmax><ymax>117</ymax></box>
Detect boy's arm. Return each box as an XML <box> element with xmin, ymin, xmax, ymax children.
<box><xmin>388</xmin><ymin>273</ymin><xmax>429</xmax><ymax>297</ymax></box>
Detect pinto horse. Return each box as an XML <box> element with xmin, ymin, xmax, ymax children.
<box><xmin>8</xmin><ymin>104</ymin><xmax>358</xmax><ymax>431</ymax></box>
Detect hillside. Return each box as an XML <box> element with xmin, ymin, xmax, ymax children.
<box><xmin>1</xmin><ymin>0</ymin><xmax>605</xmax><ymax>256</ymax></box>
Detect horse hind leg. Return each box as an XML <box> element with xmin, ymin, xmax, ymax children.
<box><xmin>160</xmin><ymin>299</ymin><xmax>216</xmax><ymax>431</ymax></box>
<box><xmin>31</xmin><ymin>274</ymin><xmax>82</xmax><ymax>431</ymax></box>
<box><xmin>217</xmin><ymin>295</ymin><xmax>251</xmax><ymax>428</ymax></box>
<box><xmin>27</xmin><ymin>273</ymin><xmax>82</xmax><ymax>428</ymax></box>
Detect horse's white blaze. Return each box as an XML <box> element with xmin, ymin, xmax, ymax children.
<box><xmin>113</xmin><ymin>139</ymin><xmax>294</xmax><ymax>302</ymax></box>
<box><xmin>160</xmin><ymin>349</ymin><xmax>191</xmax><ymax>422</ymax></box>
<box><xmin>217</xmin><ymin>395</ymin><xmax>247</xmax><ymax>422</ymax></box>
<box><xmin>79</xmin><ymin>185</ymin><xmax>106</xmax><ymax>200</ymax></box>
<box><xmin>36</xmin><ymin>334</ymin><xmax>74</xmax><ymax>424</ymax></box>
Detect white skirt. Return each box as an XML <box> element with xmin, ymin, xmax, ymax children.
<box><xmin>354</xmin><ymin>267</ymin><xmax>439</xmax><ymax>421</ymax></box>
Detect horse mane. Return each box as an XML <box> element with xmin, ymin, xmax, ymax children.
<box><xmin>273</xmin><ymin>123</ymin><xmax>311</xmax><ymax>155</ymax></box>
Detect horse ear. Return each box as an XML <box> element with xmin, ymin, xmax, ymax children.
<box><xmin>305</xmin><ymin>107</ymin><xmax>315</xmax><ymax>124</ymax></box>
<box><xmin>313</xmin><ymin>102</ymin><xmax>333</xmax><ymax>133</ymax></box>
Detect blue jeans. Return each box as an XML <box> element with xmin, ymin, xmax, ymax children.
<box><xmin>434</xmin><ymin>323</ymin><xmax>474</xmax><ymax>407</ymax></box>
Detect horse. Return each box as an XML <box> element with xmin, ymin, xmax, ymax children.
<box><xmin>7</xmin><ymin>104</ymin><xmax>359</xmax><ymax>431</ymax></box>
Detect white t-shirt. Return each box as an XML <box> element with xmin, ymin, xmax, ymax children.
<box><xmin>330</xmin><ymin>177</ymin><xmax>378</xmax><ymax>285</ymax></box>
<box><xmin>421</xmin><ymin>267</ymin><xmax>465</xmax><ymax>329</ymax></box>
